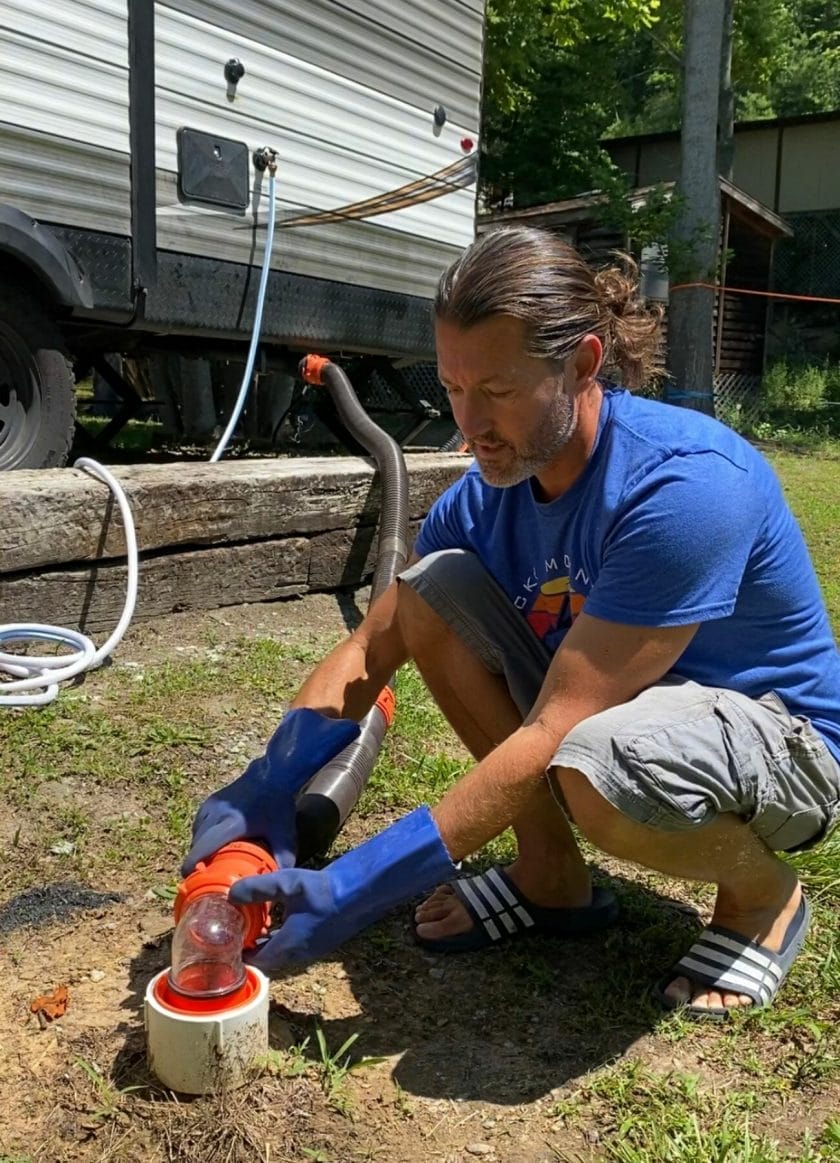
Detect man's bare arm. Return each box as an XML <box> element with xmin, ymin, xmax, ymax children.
<box><xmin>431</xmin><ymin>612</ymin><xmax>699</xmax><ymax>860</ymax></box>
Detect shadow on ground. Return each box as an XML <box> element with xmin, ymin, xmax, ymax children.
<box><xmin>111</xmin><ymin>866</ymin><xmax>700</xmax><ymax>1106</ymax></box>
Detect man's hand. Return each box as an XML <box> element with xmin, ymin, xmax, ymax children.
<box><xmin>227</xmin><ymin>806</ymin><xmax>456</xmax><ymax>969</ymax></box>
<box><xmin>182</xmin><ymin>708</ymin><xmax>360</xmax><ymax>874</ymax></box>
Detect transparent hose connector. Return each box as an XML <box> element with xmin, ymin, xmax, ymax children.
<box><xmin>168</xmin><ymin>893</ymin><xmax>247</xmax><ymax>998</ymax></box>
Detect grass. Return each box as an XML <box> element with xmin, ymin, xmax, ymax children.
<box><xmin>0</xmin><ymin>637</ymin><xmax>311</xmax><ymax>891</ymax></box>
<box><xmin>1</xmin><ymin>448</ymin><xmax>839</xmax><ymax>1159</ymax></box>
<box><xmin>550</xmin><ymin>1058</ymin><xmax>840</xmax><ymax>1161</ymax></box>
<box><xmin>74</xmin><ymin>1056</ymin><xmax>144</xmax><ymax>1125</ymax></box>
<box><xmin>76</xmin><ymin>415</ymin><xmax>168</xmax><ymax>455</ymax></box>
<box><xmin>767</xmin><ymin>450</ymin><xmax>840</xmax><ymax>625</ymax></box>
<box><xmin>258</xmin><ymin>1029</ymin><xmax>385</xmax><ymax>1117</ymax></box>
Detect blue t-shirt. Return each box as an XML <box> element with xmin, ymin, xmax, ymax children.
<box><xmin>416</xmin><ymin>388</ymin><xmax>840</xmax><ymax>763</ymax></box>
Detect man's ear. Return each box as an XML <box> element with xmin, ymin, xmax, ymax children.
<box><xmin>566</xmin><ymin>334</ymin><xmax>603</xmax><ymax>390</ymax></box>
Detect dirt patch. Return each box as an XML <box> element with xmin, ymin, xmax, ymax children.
<box><xmin>122</xmin><ymin>588</ymin><xmax>370</xmax><ymax>667</ymax></box>
<box><xmin>1</xmin><ymin>588</ymin><xmax>838</xmax><ymax>1162</ymax></box>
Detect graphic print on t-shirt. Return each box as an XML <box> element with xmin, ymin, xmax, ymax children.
<box><xmin>525</xmin><ymin>575</ymin><xmax>585</xmax><ymax>641</ymax></box>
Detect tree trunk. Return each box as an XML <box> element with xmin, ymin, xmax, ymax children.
<box><xmin>666</xmin><ymin>0</ymin><xmax>727</xmax><ymax>415</ymax></box>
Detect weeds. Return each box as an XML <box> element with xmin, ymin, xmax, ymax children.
<box><xmin>260</xmin><ymin>1028</ymin><xmax>385</xmax><ymax>1117</ymax></box>
<box><xmin>74</xmin><ymin>1057</ymin><xmax>143</xmax><ymax>1125</ymax></box>
<box><xmin>313</xmin><ymin>1026</ymin><xmax>386</xmax><ymax>1115</ymax></box>
<box><xmin>550</xmin><ymin>1059</ymin><xmax>836</xmax><ymax>1161</ymax></box>
<box><xmin>259</xmin><ymin>1038</ymin><xmax>311</xmax><ymax>1080</ymax></box>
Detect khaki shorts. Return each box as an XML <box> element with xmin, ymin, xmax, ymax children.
<box><xmin>400</xmin><ymin>548</ymin><xmax>840</xmax><ymax>852</ymax></box>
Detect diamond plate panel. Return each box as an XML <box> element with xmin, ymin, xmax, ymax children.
<box><xmin>50</xmin><ymin>228</ymin><xmax>133</xmax><ymax>313</ymax></box>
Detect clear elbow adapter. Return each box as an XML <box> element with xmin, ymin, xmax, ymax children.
<box><xmin>169</xmin><ymin>840</ymin><xmax>277</xmax><ymax>997</ymax></box>
<box><xmin>169</xmin><ymin>892</ymin><xmax>248</xmax><ymax>997</ymax></box>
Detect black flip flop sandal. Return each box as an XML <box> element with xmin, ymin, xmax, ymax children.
<box><xmin>413</xmin><ymin>864</ymin><xmax>620</xmax><ymax>954</ymax></box>
<box><xmin>656</xmin><ymin>893</ymin><xmax>811</xmax><ymax>1021</ymax></box>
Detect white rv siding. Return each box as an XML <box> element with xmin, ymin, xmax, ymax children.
<box><xmin>155</xmin><ymin>174</ymin><xmax>459</xmax><ymax>297</ymax></box>
<box><xmin>0</xmin><ymin>126</ymin><xmax>131</xmax><ymax>236</ymax></box>
<box><xmin>0</xmin><ymin>0</ymin><xmax>483</xmax><ymax>299</ymax></box>
<box><xmin>155</xmin><ymin>11</ymin><xmax>476</xmax><ymax>246</ymax></box>
<box><xmin>154</xmin><ymin>1</ymin><xmax>482</xmax><ymax>296</ymax></box>
<box><xmin>0</xmin><ymin>0</ymin><xmax>130</xmax><ymax>232</ymax></box>
<box><xmin>167</xmin><ymin>0</ymin><xmax>483</xmax><ymax>128</ymax></box>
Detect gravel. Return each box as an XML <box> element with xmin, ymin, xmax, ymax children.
<box><xmin>0</xmin><ymin>882</ymin><xmax>124</xmax><ymax>934</ymax></box>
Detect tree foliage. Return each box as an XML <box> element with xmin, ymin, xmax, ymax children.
<box><xmin>609</xmin><ymin>0</ymin><xmax>840</xmax><ymax>134</ymax></box>
<box><xmin>481</xmin><ymin>0</ymin><xmax>661</xmax><ymax>208</ymax></box>
<box><xmin>481</xmin><ymin>0</ymin><xmax>840</xmax><ymax>210</ymax></box>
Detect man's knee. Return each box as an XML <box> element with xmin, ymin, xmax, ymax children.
<box><xmin>551</xmin><ymin>765</ymin><xmax>634</xmax><ymax>849</ymax></box>
<box><xmin>395</xmin><ymin>572</ymin><xmax>452</xmax><ymax>650</ymax></box>
<box><xmin>396</xmin><ymin>550</ymin><xmax>488</xmax><ymax>648</ymax></box>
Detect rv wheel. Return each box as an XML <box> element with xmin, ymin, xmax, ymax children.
<box><xmin>0</xmin><ymin>287</ymin><xmax>76</xmax><ymax>470</ymax></box>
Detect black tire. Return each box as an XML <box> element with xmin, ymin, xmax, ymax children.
<box><xmin>0</xmin><ymin>286</ymin><xmax>76</xmax><ymax>469</ymax></box>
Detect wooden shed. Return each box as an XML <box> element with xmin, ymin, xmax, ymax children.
<box><xmin>477</xmin><ymin>177</ymin><xmax>793</xmax><ymax>405</ymax></box>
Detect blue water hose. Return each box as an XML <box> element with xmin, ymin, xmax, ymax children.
<box><xmin>210</xmin><ymin>166</ymin><xmax>278</xmax><ymax>462</ymax></box>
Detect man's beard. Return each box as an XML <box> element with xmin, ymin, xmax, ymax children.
<box><xmin>470</xmin><ymin>389</ymin><xmax>577</xmax><ymax>487</ymax></box>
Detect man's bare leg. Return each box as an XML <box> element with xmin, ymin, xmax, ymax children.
<box><xmin>557</xmin><ymin>766</ymin><xmax>803</xmax><ymax>1012</ymax></box>
<box><xmin>395</xmin><ymin>582</ymin><xmax>590</xmax><ymax>941</ymax></box>
<box><xmin>395</xmin><ymin>581</ymin><xmax>802</xmax><ymax>1007</ymax></box>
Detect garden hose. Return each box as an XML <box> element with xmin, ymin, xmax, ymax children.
<box><xmin>0</xmin><ymin>458</ymin><xmax>138</xmax><ymax>707</ymax></box>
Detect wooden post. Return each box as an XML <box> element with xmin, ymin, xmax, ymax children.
<box><xmin>718</xmin><ymin>0</ymin><xmax>735</xmax><ymax>181</ymax></box>
<box><xmin>666</xmin><ymin>0</ymin><xmax>727</xmax><ymax>415</ymax></box>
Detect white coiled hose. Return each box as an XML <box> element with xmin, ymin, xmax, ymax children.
<box><xmin>0</xmin><ymin>458</ymin><xmax>138</xmax><ymax>707</ymax></box>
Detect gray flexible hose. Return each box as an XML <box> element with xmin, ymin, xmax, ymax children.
<box><xmin>294</xmin><ymin>359</ymin><xmax>410</xmax><ymax>862</ymax></box>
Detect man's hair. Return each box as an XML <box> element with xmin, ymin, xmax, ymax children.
<box><xmin>434</xmin><ymin>226</ymin><xmax>663</xmax><ymax>389</ymax></box>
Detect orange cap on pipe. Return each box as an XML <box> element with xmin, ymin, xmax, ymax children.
<box><xmin>174</xmin><ymin>841</ymin><xmax>278</xmax><ymax>948</ymax></box>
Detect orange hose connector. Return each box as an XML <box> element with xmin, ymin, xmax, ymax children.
<box><xmin>375</xmin><ymin>685</ymin><xmax>396</xmax><ymax>728</ymax></box>
<box><xmin>300</xmin><ymin>354</ymin><xmax>332</xmax><ymax>386</ymax></box>
<box><xmin>152</xmin><ymin>964</ymin><xmax>263</xmax><ymax>1017</ymax></box>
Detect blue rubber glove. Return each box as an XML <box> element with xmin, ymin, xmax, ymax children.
<box><xmin>227</xmin><ymin>806</ymin><xmax>456</xmax><ymax>969</ymax></box>
<box><xmin>182</xmin><ymin>708</ymin><xmax>359</xmax><ymax>874</ymax></box>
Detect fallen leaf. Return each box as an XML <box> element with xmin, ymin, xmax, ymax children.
<box><xmin>30</xmin><ymin>984</ymin><xmax>69</xmax><ymax>1022</ymax></box>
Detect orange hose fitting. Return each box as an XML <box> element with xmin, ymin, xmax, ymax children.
<box><xmin>300</xmin><ymin>354</ymin><xmax>332</xmax><ymax>386</ymax></box>
<box><xmin>174</xmin><ymin>841</ymin><xmax>278</xmax><ymax>948</ymax></box>
<box><xmin>375</xmin><ymin>685</ymin><xmax>396</xmax><ymax>728</ymax></box>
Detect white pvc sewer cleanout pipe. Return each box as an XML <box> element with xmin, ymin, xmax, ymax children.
<box><xmin>144</xmin><ymin>966</ymin><xmax>270</xmax><ymax>1094</ymax></box>
<box><xmin>0</xmin><ymin>167</ymin><xmax>279</xmax><ymax>707</ymax></box>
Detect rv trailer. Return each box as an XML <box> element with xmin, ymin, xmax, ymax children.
<box><xmin>0</xmin><ymin>0</ymin><xmax>485</xmax><ymax>467</ymax></box>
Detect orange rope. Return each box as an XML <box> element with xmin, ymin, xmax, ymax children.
<box><xmin>669</xmin><ymin>282</ymin><xmax>840</xmax><ymax>305</ymax></box>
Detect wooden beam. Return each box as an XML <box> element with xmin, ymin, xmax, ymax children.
<box><xmin>0</xmin><ymin>454</ymin><xmax>465</xmax><ymax>576</ymax></box>
<box><xmin>0</xmin><ymin>538</ymin><xmax>311</xmax><ymax>634</ymax></box>
<box><xmin>0</xmin><ymin>457</ymin><xmax>466</xmax><ymax>632</ymax></box>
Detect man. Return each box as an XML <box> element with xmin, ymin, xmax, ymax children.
<box><xmin>184</xmin><ymin>228</ymin><xmax>840</xmax><ymax>1019</ymax></box>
